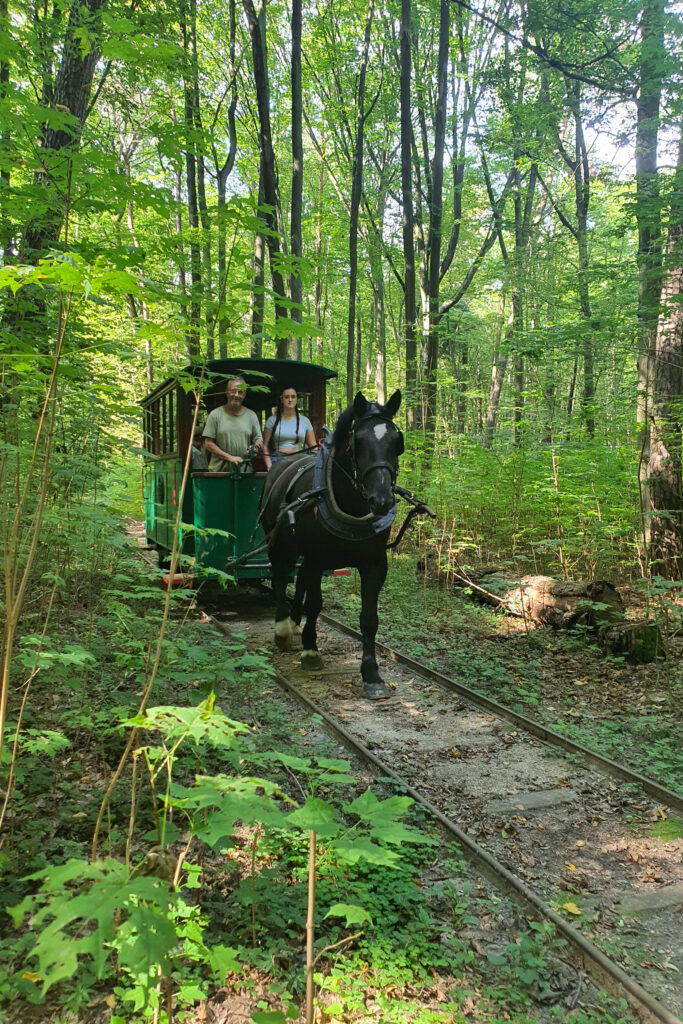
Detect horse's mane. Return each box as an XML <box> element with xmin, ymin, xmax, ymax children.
<box><xmin>330</xmin><ymin>404</ymin><xmax>355</xmax><ymax>450</ymax></box>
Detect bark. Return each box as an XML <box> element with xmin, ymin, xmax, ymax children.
<box><xmin>454</xmin><ymin>326</ymin><xmax>468</xmax><ymax>435</ymax></box>
<box><xmin>400</xmin><ymin>0</ymin><xmax>418</xmax><ymax>427</ymax></box>
<box><xmin>483</xmin><ymin>298</ymin><xmax>507</xmax><ymax>448</ymax></box>
<box><xmin>370</xmin><ymin>182</ymin><xmax>388</xmax><ymax>403</ymax></box>
<box><xmin>289</xmin><ymin>0</ymin><xmax>303</xmax><ymax>359</ymax></box>
<box><xmin>250</xmin><ymin>159</ymin><xmax>266</xmax><ymax>357</ymax></box>
<box><xmin>420</xmin><ymin>558</ymin><xmax>625</xmax><ymax>627</ymax></box>
<box><xmin>0</xmin><ymin>0</ymin><xmax>11</xmax><ymax>254</ymax></box>
<box><xmin>647</xmin><ymin>128</ymin><xmax>683</xmax><ymax>576</ymax></box>
<box><xmin>554</xmin><ymin>80</ymin><xmax>595</xmax><ymax>435</ymax></box>
<box><xmin>242</xmin><ymin>0</ymin><xmax>288</xmax><ymax>357</ymax></box>
<box><xmin>635</xmin><ymin>0</ymin><xmax>665</xmax><ymax>548</ymax></box>
<box><xmin>173</xmin><ymin>144</ymin><xmax>188</xmax><ymax>337</ymax></box>
<box><xmin>180</xmin><ymin>0</ymin><xmax>201</xmax><ymax>360</ymax></box>
<box><xmin>313</xmin><ymin>165</ymin><xmax>325</xmax><ymax>359</ymax></box>
<box><xmin>123</xmin><ymin>148</ymin><xmax>153</xmax><ymax>387</ymax></box>
<box><xmin>346</xmin><ymin>0</ymin><xmax>375</xmax><ymax>403</ymax></box>
<box><xmin>189</xmin><ymin>0</ymin><xmax>213</xmax><ymax>358</ymax></box>
<box><xmin>20</xmin><ymin>0</ymin><xmax>106</xmax><ymax>259</ymax></box>
<box><xmin>214</xmin><ymin>0</ymin><xmax>238</xmax><ymax>358</ymax></box>
<box><xmin>423</xmin><ymin>0</ymin><xmax>449</xmax><ymax>437</ymax></box>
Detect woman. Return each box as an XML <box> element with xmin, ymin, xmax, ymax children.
<box><xmin>202</xmin><ymin>377</ymin><xmax>271</xmax><ymax>472</ymax></box>
<box><xmin>263</xmin><ymin>386</ymin><xmax>316</xmax><ymax>462</ymax></box>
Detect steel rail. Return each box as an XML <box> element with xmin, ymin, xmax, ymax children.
<box><xmin>210</xmin><ymin>616</ymin><xmax>681</xmax><ymax>1024</ymax></box>
<box><xmin>320</xmin><ymin>613</ymin><xmax>683</xmax><ymax>815</ymax></box>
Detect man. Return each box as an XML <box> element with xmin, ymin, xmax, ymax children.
<box><xmin>202</xmin><ymin>377</ymin><xmax>271</xmax><ymax>472</ymax></box>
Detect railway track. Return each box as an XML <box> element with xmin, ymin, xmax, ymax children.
<box><xmin>203</xmin><ymin>590</ymin><xmax>683</xmax><ymax>1024</ymax></box>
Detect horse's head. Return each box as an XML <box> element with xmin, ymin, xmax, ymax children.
<box><xmin>349</xmin><ymin>390</ymin><xmax>403</xmax><ymax>516</ymax></box>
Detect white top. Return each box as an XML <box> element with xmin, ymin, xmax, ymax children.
<box><xmin>265</xmin><ymin>412</ymin><xmax>313</xmax><ymax>451</ymax></box>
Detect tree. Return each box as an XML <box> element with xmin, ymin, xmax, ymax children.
<box><xmin>647</xmin><ymin>127</ymin><xmax>683</xmax><ymax>575</ymax></box>
<box><xmin>242</xmin><ymin>0</ymin><xmax>289</xmax><ymax>357</ymax></box>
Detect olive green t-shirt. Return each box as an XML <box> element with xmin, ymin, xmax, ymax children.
<box><xmin>202</xmin><ymin>406</ymin><xmax>262</xmax><ymax>472</ymax></box>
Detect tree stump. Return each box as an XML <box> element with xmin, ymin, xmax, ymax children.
<box><xmin>596</xmin><ymin>620</ymin><xmax>665</xmax><ymax>664</ymax></box>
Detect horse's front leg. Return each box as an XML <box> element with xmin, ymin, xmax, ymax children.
<box><xmin>289</xmin><ymin>564</ymin><xmax>306</xmax><ymax>635</ymax></box>
<box><xmin>300</xmin><ymin>561</ymin><xmax>324</xmax><ymax>669</ymax></box>
<box><xmin>359</xmin><ymin>555</ymin><xmax>388</xmax><ymax>699</ymax></box>
<box><xmin>270</xmin><ymin>533</ymin><xmax>297</xmax><ymax>651</ymax></box>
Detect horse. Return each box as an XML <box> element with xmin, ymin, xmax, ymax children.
<box><xmin>260</xmin><ymin>390</ymin><xmax>403</xmax><ymax>700</ymax></box>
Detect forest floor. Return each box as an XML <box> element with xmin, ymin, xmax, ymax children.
<box><xmin>319</xmin><ymin>556</ymin><xmax>683</xmax><ymax>798</ymax></box>
<box><xmin>2</xmin><ymin>533</ymin><xmax>680</xmax><ymax>1024</ymax></box>
<box><xmin>213</xmin><ymin>574</ymin><xmax>683</xmax><ymax>1020</ymax></box>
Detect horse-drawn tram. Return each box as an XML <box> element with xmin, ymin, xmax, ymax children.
<box><xmin>141</xmin><ymin>357</ymin><xmax>337</xmax><ymax>579</ymax></box>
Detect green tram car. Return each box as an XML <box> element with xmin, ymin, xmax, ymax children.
<box><xmin>141</xmin><ymin>358</ymin><xmax>337</xmax><ymax>580</ymax></box>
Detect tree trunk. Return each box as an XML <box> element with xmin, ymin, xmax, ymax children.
<box><xmin>556</xmin><ymin>79</ymin><xmax>595</xmax><ymax>436</ymax></box>
<box><xmin>346</xmin><ymin>0</ymin><xmax>374</xmax><ymax>402</ymax></box>
<box><xmin>289</xmin><ymin>0</ymin><xmax>303</xmax><ymax>359</ymax></box>
<box><xmin>250</xmin><ymin>157</ymin><xmax>266</xmax><ymax>357</ymax></box>
<box><xmin>181</xmin><ymin>0</ymin><xmax>201</xmax><ymax>360</ymax></box>
<box><xmin>190</xmin><ymin>0</ymin><xmax>213</xmax><ymax>358</ymax></box>
<box><xmin>242</xmin><ymin>0</ymin><xmax>289</xmax><ymax>357</ymax></box>
<box><xmin>647</xmin><ymin>128</ymin><xmax>683</xmax><ymax>576</ymax></box>
<box><xmin>20</xmin><ymin>0</ymin><xmax>106</xmax><ymax>260</ymax></box>
<box><xmin>215</xmin><ymin>0</ymin><xmax>238</xmax><ymax>359</ymax></box>
<box><xmin>371</xmin><ymin>185</ymin><xmax>388</xmax><ymax>404</ymax></box>
<box><xmin>423</xmin><ymin>0</ymin><xmax>449</xmax><ymax>438</ymax></box>
<box><xmin>635</xmin><ymin>0</ymin><xmax>665</xmax><ymax>552</ymax></box>
<box><xmin>483</xmin><ymin>299</ymin><xmax>508</xmax><ymax>448</ymax></box>
<box><xmin>400</xmin><ymin>0</ymin><xmax>418</xmax><ymax>427</ymax></box>
<box><xmin>313</xmin><ymin>165</ymin><xmax>325</xmax><ymax>359</ymax></box>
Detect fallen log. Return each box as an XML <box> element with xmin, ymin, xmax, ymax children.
<box><xmin>417</xmin><ymin>552</ymin><xmax>664</xmax><ymax>662</ymax></box>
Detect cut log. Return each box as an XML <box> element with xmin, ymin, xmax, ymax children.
<box><xmin>499</xmin><ymin>576</ymin><xmax>626</xmax><ymax>629</ymax></box>
<box><xmin>419</xmin><ymin>558</ymin><xmax>626</xmax><ymax>628</ymax></box>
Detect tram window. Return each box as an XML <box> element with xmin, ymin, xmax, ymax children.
<box><xmin>168</xmin><ymin>390</ymin><xmax>175</xmax><ymax>453</ymax></box>
<box><xmin>152</xmin><ymin>403</ymin><xmax>160</xmax><ymax>456</ymax></box>
<box><xmin>161</xmin><ymin>393</ymin><xmax>168</xmax><ymax>453</ymax></box>
<box><xmin>143</xmin><ymin>409</ymin><xmax>152</xmax><ymax>453</ymax></box>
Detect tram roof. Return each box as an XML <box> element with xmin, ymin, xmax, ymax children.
<box><xmin>142</xmin><ymin>357</ymin><xmax>338</xmax><ymax>408</ymax></box>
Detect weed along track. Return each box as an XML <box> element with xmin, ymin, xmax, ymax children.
<box><xmin>206</xmin><ymin>594</ymin><xmax>683</xmax><ymax>1024</ymax></box>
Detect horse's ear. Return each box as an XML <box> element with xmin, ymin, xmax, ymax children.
<box><xmin>353</xmin><ymin>392</ymin><xmax>369</xmax><ymax>417</ymax></box>
<box><xmin>384</xmin><ymin>390</ymin><xmax>401</xmax><ymax>418</ymax></box>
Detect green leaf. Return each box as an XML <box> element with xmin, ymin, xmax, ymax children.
<box><xmin>344</xmin><ymin>789</ymin><xmax>413</xmax><ymax>824</ymax></box>
<box><xmin>285</xmin><ymin>797</ymin><xmax>339</xmax><ymax>836</ymax></box>
<box><xmin>207</xmin><ymin>944</ymin><xmax>240</xmax><ymax>981</ymax></box>
<box><xmin>331</xmin><ymin>837</ymin><xmax>400</xmax><ymax>867</ymax></box>
<box><xmin>323</xmin><ymin>903</ymin><xmax>372</xmax><ymax>926</ymax></box>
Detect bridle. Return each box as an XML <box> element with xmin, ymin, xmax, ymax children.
<box><xmin>346</xmin><ymin>414</ymin><xmax>404</xmax><ymax>500</ymax></box>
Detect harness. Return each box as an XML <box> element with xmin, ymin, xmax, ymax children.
<box><xmin>223</xmin><ymin>420</ymin><xmax>433</xmax><ymax>573</ymax></box>
<box><xmin>312</xmin><ymin>431</ymin><xmax>397</xmax><ymax>541</ymax></box>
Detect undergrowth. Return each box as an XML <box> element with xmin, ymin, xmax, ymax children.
<box><xmin>0</xmin><ymin>517</ymin><xmax>642</xmax><ymax>1024</ymax></box>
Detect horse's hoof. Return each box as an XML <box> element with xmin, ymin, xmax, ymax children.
<box><xmin>275</xmin><ymin>617</ymin><xmax>293</xmax><ymax>650</ymax></box>
<box><xmin>363</xmin><ymin>681</ymin><xmax>390</xmax><ymax>700</ymax></box>
<box><xmin>301</xmin><ymin>649</ymin><xmax>323</xmax><ymax>670</ymax></box>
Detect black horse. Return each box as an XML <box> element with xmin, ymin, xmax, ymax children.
<box><xmin>260</xmin><ymin>390</ymin><xmax>403</xmax><ymax>699</ymax></box>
